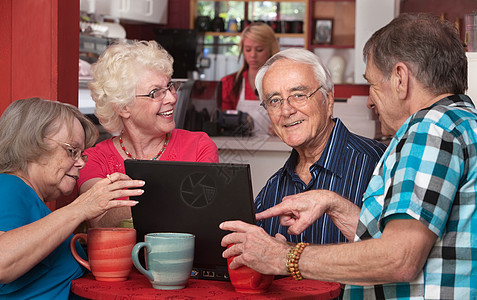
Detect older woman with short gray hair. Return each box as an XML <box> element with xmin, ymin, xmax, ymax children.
<box><xmin>0</xmin><ymin>98</ymin><xmax>144</xmax><ymax>298</ymax></box>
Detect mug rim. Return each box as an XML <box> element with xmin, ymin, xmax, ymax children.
<box><xmin>88</xmin><ymin>227</ymin><xmax>136</xmax><ymax>232</ymax></box>
<box><xmin>145</xmin><ymin>232</ymin><xmax>195</xmax><ymax>239</ymax></box>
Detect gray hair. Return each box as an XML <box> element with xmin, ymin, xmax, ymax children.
<box><xmin>363</xmin><ymin>13</ymin><xmax>467</xmax><ymax>95</ymax></box>
<box><xmin>0</xmin><ymin>98</ymin><xmax>98</xmax><ymax>173</ymax></box>
<box><xmin>89</xmin><ymin>40</ymin><xmax>174</xmax><ymax>134</ymax></box>
<box><xmin>255</xmin><ymin>48</ymin><xmax>333</xmax><ymax>103</ymax></box>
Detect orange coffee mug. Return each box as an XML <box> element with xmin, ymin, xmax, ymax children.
<box><xmin>70</xmin><ymin>228</ymin><xmax>136</xmax><ymax>282</ymax></box>
<box><xmin>226</xmin><ymin>244</ymin><xmax>274</xmax><ymax>293</ymax></box>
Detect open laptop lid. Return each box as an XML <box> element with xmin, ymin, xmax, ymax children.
<box><xmin>125</xmin><ymin>160</ymin><xmax>256</xmax><ymax>281</ymax></box>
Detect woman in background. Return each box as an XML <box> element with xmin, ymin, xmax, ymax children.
<box><xmin>0</xmin><ymin>98</ymin><xmax>144</xmax><ymax>299</ymax></box>
<box><xmin>78</xmin><ymin>40</ymin><xmax>219</xmax><ymax>228</ymax></box>
<box><xmin>220</xmin><ymin>22</ymin><xmax>279</xmax><ymax>136</ymax></box>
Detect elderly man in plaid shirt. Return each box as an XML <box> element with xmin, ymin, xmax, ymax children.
<box><xmin>220</xmin><ymin>13</ymin><xmax>476</xmax><ymax>299</ymax></box>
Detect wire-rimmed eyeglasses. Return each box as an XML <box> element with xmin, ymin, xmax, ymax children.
<box><xmin>47</xmin><ymin>138</ymin><xmax>87</xmax><ymax>162</ymax></box>
<box><xmin>135</xmin><ymin>81</ymin><xmax>182</xmax><ymax>101</ymax></box>
<box><xmin>260</xmin><ymin>86</ymin><xmax>323</xmax><ymax>111</ymax></box>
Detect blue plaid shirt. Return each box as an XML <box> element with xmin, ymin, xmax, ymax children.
<box><xmin>255</xmin><ymin>118</ymin><xmax>387</xmax><ymax>244</ymax></box>
<box><xmin>345</xmin><ymin>95</ymin><xmax>477</xmax><ymax>299</ymax></box>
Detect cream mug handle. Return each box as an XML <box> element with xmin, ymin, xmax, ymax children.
<box><xmin>70</xmin><ymin>233</ymin><xmax>91</xmax><ymax>271</ymax></box>
<box><xmin>131</xmin><ymin>242</ymin><xmax>154</xmax><ymax>281</ymax></box>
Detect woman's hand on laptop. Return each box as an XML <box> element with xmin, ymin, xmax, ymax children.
<box><xmin>74</xmin><ymin>172</ymin><xmax>144</xmax><ymax>222</ymax></box>
<box><xmin>219</xmin><ymin>220</ymin><xmax>289</xmax><ymax>275</ymax></box>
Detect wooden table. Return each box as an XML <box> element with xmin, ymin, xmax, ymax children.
<box><xmin>71</xmin><ymin>269</ymin><xmax>341</xmax><ymax>299</ymax></box>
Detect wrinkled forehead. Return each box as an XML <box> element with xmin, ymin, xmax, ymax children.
<box><xmin>263</xmin><ymin>60</ymin><xmax>316</xmax><ymax>93</ymax></box>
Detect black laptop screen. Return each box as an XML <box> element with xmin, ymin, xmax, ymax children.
<box><xmin>125</xmin><ymin>160</ymin><xmax>256</xmax><ymax>281</ymax></box>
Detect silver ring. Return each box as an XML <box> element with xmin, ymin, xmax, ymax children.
<box><xmin>106</xmin><ymin>174</ymin><xmax>113</xmax><ymax>183</ymax></box>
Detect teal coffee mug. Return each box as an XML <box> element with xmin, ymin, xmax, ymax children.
<box><xmin>132</xmin><ymin>232</ymin><xmax>195</xmax><ymax>290</ymax></box>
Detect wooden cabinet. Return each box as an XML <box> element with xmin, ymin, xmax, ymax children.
<box><xmin>189</xmin><ymin>0</ymin><xmax>309</xmax><ymax>48</ymax></box>
<box><xmin>308</xmin><ymin>0</ymin><xmax>356</xmax><ymax>49</ymax></box>
<box><xmin>189</xmin><ymin>1</ymin><xmax>357</xmax><ymax>50</ymax></box>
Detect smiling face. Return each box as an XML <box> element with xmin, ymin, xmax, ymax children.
<box><xmin>29</xmin><ymin>118</ymin><xmax>86</xmax><ymax>201</ymax></box>
<box><xmin>263</xmin><ymin>59</ymin><xmax>335</xmax><ymax>151</ymax></box>
<box><xmin>126</xmin><ymin>69</ymin><xmax>177</xmax><ymax>136</ymax></box>
<box><xmin>242</xmin><ymin>37</ymin><xmax>271</xmax><ymax>71</ymax></box>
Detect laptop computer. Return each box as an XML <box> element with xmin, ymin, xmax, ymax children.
<box><xmin>125</xmin><ymin>160</ymin><xmax>256</xmax><ymax>281</ymax></box>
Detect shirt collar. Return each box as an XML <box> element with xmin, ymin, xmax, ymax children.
<box><xmin>429</xmin><ymin>94</ymin><xmax>474</xmax><ymax>109</ymax></box>
<box><xmin>390</xmin><ymin>94</ymin><xmax>474</xmax><ymax>148</ymax></box>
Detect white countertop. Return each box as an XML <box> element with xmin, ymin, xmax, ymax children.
<box><xmin>211</xmin><ymin>135</ymin><xmax>292</xmax><ymax>152</ymax></box>
<box><xmin>211</xmin><ymin>135</ymin><xmax>292</xmax><ymax>198</ymax></box>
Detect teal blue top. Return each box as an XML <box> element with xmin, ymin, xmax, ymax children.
<box><xmin>0</xmin><ymin>174</ymin><xmax>86</xmax><ymax>299</ymax></box>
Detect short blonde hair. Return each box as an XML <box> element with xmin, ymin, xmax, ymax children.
<box><xmin>0</xmin><ymin>98</ymin><xmax>98</xmax><ymax>173</ymax></box>
<box><xmin>89</xmin><ymin>40</ymin><xmax>174</xmax><ymax>133</ymax></box>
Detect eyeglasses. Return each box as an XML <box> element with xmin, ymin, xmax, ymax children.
<box><xmin>260</xmin><ymin>86</ymin><xmax>323</xmax><ymax>111</ymax></box>
<box><xmin>135</xmin><ymin>81</ymin><xmax>182</xmax><ymax>101</ymax></box>
<box><xmin>47</xmin><ymin>138</ymin><xmax>87</xmax><ymax>162</ymax></box>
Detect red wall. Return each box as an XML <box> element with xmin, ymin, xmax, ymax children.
<box><xmin>0</xmin><ymin>0</ymin><xmax>12</xmax><ymax>114</ymax></box>
<box><xmin>0</xmin><ymin>0</ymin><xmax>79</xmax><ymax>113</ymax></box>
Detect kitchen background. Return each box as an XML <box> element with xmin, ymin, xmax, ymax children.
<box><xmin>77</xmin><ymin>0</ymin><xmax>477</xmax><ymax>139</ymax></box>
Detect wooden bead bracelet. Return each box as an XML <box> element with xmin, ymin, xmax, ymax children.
<box><xmin>285</xmin><ymin>242</ymin><xmax>310</xmax><ymax>281</ymax></box>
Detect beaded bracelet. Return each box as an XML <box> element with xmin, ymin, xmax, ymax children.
<box><xmin>285</xmin><ymin>242</ymin><xmax>310</xmax><ymax>281</ymax></box>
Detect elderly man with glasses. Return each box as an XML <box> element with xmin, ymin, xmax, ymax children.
<box><xmin>253</xmin><ymin>48</ymin><xmax>386</xmax><ymax>245</ymax></box>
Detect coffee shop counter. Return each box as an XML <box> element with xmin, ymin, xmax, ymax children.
<box><xmin>71</xmin><ymin>269</ymin><xmax>342</xmax><ymax>299</ymax></box>
<box><xmin>211</xmin><ymin>135</ymin><xmax>292</xmax><ymax>199</ymax></box>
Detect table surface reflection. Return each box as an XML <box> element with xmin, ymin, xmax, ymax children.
<box><xmin>71</xmin><ymin>269</ymin><xmax>341</xmax><ymax>299</ymax></box>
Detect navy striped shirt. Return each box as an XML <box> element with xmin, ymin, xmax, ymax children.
<box><xmin>255</xmin><ymin>118</ymin><xmax>387</xmax><ymax>244</ymax></box>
